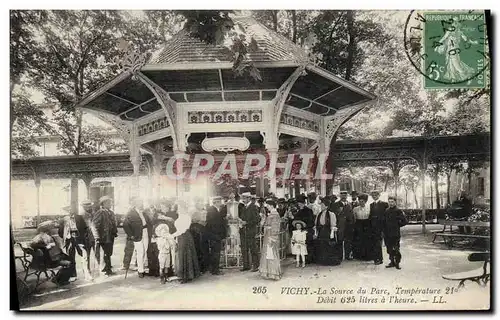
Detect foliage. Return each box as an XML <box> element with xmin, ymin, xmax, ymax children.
<box><xmin>177</xmin><ymin>10</ymin><xmax>262</xmax><ymax>81</ymax></box>
<box><xmin>11</xmin><ymin>91</ymin><xmax>51</xmax><ymax>158</ymax></box>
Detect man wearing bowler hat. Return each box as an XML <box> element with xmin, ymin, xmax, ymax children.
<box><xmin>93</xmin><ymin>195</ymin><xmax>118</xmax><ymax>276</ymax></box>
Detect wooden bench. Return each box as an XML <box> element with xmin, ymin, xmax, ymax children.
<box><xmin>432</xmin><ymin>220</ymin><xmax>490</xmax><ymax>248</ymax></box>
<box><xmin>16</xmin><ymin>242</ymin><xmax>62</xmax><ymax>291</ymax></box>
<box><xmin>434</xmin><ymin>233</ymin><xmax>490</xmax><ymax>248</ymax></box>
<box><xmin>443</xmin><ymin>252</ymin><xmax>490</xmax><ymax>288</ymax></box>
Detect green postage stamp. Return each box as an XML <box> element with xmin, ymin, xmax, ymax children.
<box><xmin>422</xmin><ymin>11</ymin><xmax>488</xmax><ymax>89</ymax></box>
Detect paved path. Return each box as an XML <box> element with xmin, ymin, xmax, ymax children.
<box><xmin>16</xmin><ymin>225</ymin><xmax>490</xmax><ymax>310</ymax></box>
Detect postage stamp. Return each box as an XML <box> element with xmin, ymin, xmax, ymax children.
<box><xmin>404</xmin><ymin>10</ymin><xmax>489</xmax><ymax>89</ymax></box>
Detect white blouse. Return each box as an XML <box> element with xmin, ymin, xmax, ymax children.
<box><xmin>354</xmin><ymin>205</ymin><xmax>370</xmax><ymax>220</ymax></box>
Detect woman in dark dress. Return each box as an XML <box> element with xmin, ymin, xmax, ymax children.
<box><xmin>314</xmin><ymin>197</ymin><xmax>342</xmax><ymax>265</ymax></box>
<box><xmin>173</xmin><ymin>201</ymin><xmax>200</xmax><ymax>283</ymax></box>
<box><xmin>352</xmin><ymin>194</ymin><xmax>373</xmax><ymax>261</ymax></box>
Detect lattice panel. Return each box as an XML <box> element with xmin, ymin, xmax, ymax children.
<box><xmin>280</xmin><ymin>113</ymin><xmax>320</xmax><ymax>132</ymax></box>
<box><xmin>137</xmin><ymin>117</ymin><xmax>169</xmax><ymax>136</ymax></box>
<box><xmin>188</xmin><ymin>110</ymin><xmax>262</xmax><ymax>124</ymax></box>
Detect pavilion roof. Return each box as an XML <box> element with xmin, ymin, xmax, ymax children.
<box><xmin>76</xmin><ymin>16</ymin><xmax>376</xmax><ymax>122</ymax></box>
<box><xmin>149</xmin><ymin>16</ymin><xmax>307</xmax><ymax>65</ymax></box>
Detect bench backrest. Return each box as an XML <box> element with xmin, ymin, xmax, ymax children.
<box><xmin>469</xmin><ymin>252</ymin><xmax>490</xmax><ymax>275</ymax></box>
<box><xmin>439</xmin><ymin>219</ymin><xmax>490</xmax><ymax>228</ymax></box>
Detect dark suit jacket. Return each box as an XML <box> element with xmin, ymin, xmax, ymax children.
<box><xmin>333</xmin><ymin>201</ymin><xmax>355</xmax><ymax>240</ymax></box>
<box><xmin>93</xmin><ymin>208</ymin><xmax>118</xmax><ymax>243</ymax></box>
<box><xmin>382</xmin><ymin>207</ymin><xmax>408</xmax><ymax>238</ymax></box>
<box><xmin>294</xmin><ymin>206</ymin><xmax>314</xmax><ymax>229</ymax></box>
<box><xmin>123</xmin><ymin>208</ymin><xmax>153</xmax><ymax>242</ymax></box>
<box><xmin>206</xmin><ymin>206</ymin><xmax>228</xmax><ymax>240</ymax></box>
<box><xmin>370</xmin><ymin>201</ymin><xmax>389</xmax><ymax>233</ymax></box>
<box><xmin>239</xmin><ymin>203</ymin><xmax>261</xmax><ymax>235</ymax></box>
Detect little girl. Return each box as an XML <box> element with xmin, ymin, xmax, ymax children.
<box><xmin>155</xmin><ymin>218</ymin><xmax>177</xmax><ymax>284</ymax></box>
<box><xmin>291</xmin><ymin>220</ymin><xmax>308</xmax><ymax>268</ymax></box>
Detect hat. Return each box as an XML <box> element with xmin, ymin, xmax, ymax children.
<box><xmin>320</xmin><ymin>196</ymin><xmax>332</xmax><ymax>207</ymax></box>
<box><xmin>99</xmin><ymin>195</ymin><xmax>112</xmax><ymax>204</ymax></box>
<box><xmin>340</xmin><ymin>190</ymin><xmax>348</xmax><ymax>195</ymax></box>
<box><xmin>37</xmin><ymin>220</ymin><xmax>57</xmax><ymax>233</ymax></box>
<box><xmin>81</xmin><ymin>199</ymin><xmax>92</xmax><ymax>206</ymax></box>
<box><xmin>296</xmin><ymin>195</ymin><xmax>306</xmax><ymax>203</ymax></box>
<box><xmin>292</xmin><ymin>220</ymin><xmax>307</xmax><ymax>229</ymax></box>
<box><xmin>278</xmin><ymin>198</ymin><xmax>286</xmax><ymax>203</ymax></box>
<box><xmin>351</xmin><ymin>191</ymin><xmax>358</xmax><ymax>196</ymax></box>
<box><xmin>358</xmin><ymin>193</ymin><xmax>369</xmax><ymax>201</ymax></box>
<box><xmin>157</xmin><ymin>215</ymin><xmax>177</xmax><ymax>233</ymax></box>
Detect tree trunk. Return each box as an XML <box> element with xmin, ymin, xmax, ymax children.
<box><xmin>467</xmin><ymin>169</ymin><xmax>472</xmax><ymax>194</ymax></box>
<box><xmin>434</xmin><ymin>168</ymin><xmax>440</xmax><ymax>209</ymax></box>
<box><xmin>430</xmin><ymin>181</ymin><xmax>434</xmax><ymax>209</ymax></box>
<box><xmin>344</xmin><ymin>10</ymin><xmax>356</xmax><ymax>81</ymax></box>
<box><xmin>383</xmin><ymin>177</ymin><xmax>389</xmax><ymax>192</ymax></box>
<box><xmin>446</xmin><ymin>172</ymin><xmax>451</xmax><ymax>206</ymax></box>
<box><xmin>412</xmin><ymin>187</ymin><xmax>418</xmax><ymax>208</ymax></box>
<box><xmin>271</xmin><ymin>10</ymin><xmax>278</xmax><ymax>31</ymax></box>
<box><xmin>294</xmin><ymin>179</ymin><xmax>300</xmax><ymax>198</ymax></box>
<box><xmin>291</xmin><ymin>10</ymin><xmax>297</xmax><ymax>43</ymax></box>
<box><xmin>404</xmin><ymin>186</ymin><xmax>408</xmax><ymax>208</ymax></box>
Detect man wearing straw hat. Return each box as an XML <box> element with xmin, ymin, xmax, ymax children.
<box><xmin>123</xmin><ymin>196</ymin><xmax>153</xmax><ymax>278</ymax></box>
<box><xmin>93</xmin><ymin>195</ymin><xmax>118</xmax><ymax>276</ymax></box>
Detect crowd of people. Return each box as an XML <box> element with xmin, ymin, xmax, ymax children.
<box><xmin>28</xmin><ymin>189</ymin><xmax>409</xmax><ymax>287</ymax></box>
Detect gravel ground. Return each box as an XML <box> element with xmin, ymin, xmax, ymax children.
<box><xmin>13</xmin><ymin>224</ymin><xmax>490</xmax><ymax>311</ymax></box>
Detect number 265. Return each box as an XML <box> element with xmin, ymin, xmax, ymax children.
<box><xmin>253</xmin><ymin>286</ymin><xmax>267</xmax><ymax>294</ymax></box>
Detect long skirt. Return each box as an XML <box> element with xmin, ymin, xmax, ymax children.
<box><xmin>315</xmin><ymin>226</ymin><xmax>343</xmax><ymax>266</ymax></box>
<box><xmin>175</xmin><ymin>231</ymin><xmax>201</xmax><ymax>282</ymax></box>
<box><xmin>353</xmin><ymin>219</ymin><xmax>373</xmax><ymax>261</ymax></box>
<box><xmin>259</xmin><ymin>235</ymin><xmax>282</xmax><ymax>280</ymax></box>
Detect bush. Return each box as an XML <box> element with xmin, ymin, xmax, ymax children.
<box><xmin>403</xmin><ymin>209</ymin><xmax>447</xmax><ymax>224</ymax></box>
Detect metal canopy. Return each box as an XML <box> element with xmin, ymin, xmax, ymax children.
<box><xmin>76</xmin><ymin>16</ymin><xmax>375</xmax><ymax>121</ymax></box>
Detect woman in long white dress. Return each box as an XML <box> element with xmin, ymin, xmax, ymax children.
<box><xmin>259</xmin><ymin>199</ymin><xmax>282</xmax><ymax>280</ymax></box>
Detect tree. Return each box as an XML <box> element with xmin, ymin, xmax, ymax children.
<box><xmin>19</xmin><ymin>10</ymin><xmax>141</xmax><ymax>212</ymax></box>
<box><xmin>399</xmin><ymin>165</ymin><xmax>420</xmax><ymax>208</ymax></box>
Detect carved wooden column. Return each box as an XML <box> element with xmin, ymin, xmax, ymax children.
<box><xmin>81</xmin><ymin>174</ymin><xmax>94</xmax><ymax>199</ymax></box>
<box><xmin>267</xmin><ymin>148</ymin><xmax>278</xmax><ymax>196</ymax></box>
<box><xmin>129</xmin><ymin>137</ymin><xmax>142</xmax><ymax>198</ymax></box>
<box><xmin>173</xmin><ymin>150</ymin><xmax>185</xmax><ymax>198</ymax></box>
<box><xmin>318</xmin><ymin>118</ymin><xmax>328</xmax><ymax>196</ymax></box>
<box><xmin>70</xmin><ymin>176</ymin><xmax>79</xmax><ymax>215</ymax></box>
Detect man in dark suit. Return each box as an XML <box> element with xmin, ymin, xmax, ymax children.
<box><xmin>93</xmin><ymin>196</ymin><xmax>118</xmax><ymax>276</ymax></box>
<box><xmin>294</xmin><ymin>194</ymin><xmax>315</xmax><ymax>263</ymax></box>
<box><xmin>123</xmin><ymin>197</ymin><xmax>153</xmax><ymax>278</ymax></box>
<box><xmin>369</xmin><ymin>191</ymin><xmax>389</xmax><ymax>265</ymax></box>
<box><xmin>205</xmin><ymin>196</ymin><xmax>227</xmax><ymax>275</ymax></box>
<box><xmin>239</xmin><ymin>195</ymin><xmax>260</xmax><ymax>272</ymax></box>
<box><xmin>331</xmin><ymin>191</ymin><xmax>355</xmax><ymax>260</ymax></box>
<box><xmin>383</xmin><ymin>196</ymin><xmax>408</xmax><ymax>269</ymax></box>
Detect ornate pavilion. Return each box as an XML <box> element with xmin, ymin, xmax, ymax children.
<box><xmin>76</xmin><ymin>16</ymin><xmax>376</xmax><ymax>202</ymax></box>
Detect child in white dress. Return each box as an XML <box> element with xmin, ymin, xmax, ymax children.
<box><xmin>155</xmin><ymin>222</ymin><xmax>176</xmax><ymax>284</ymax></box>
<box><xmin>291</xmin><ymin>220</ymin><xmax>308</xmax><ymax>268</ymax></box>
